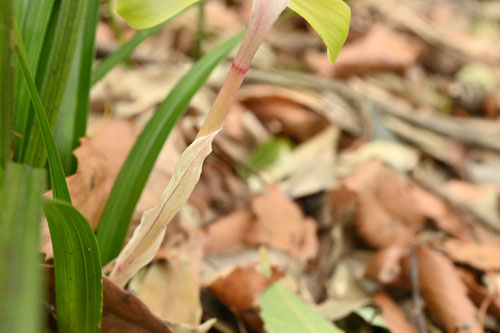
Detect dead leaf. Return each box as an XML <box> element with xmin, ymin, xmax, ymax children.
<box><xmin>411</xmin><ymin>185</ymin><xmax>472</xmax><ymax>241</ymax></box>
<box><xmin>208</xmin><ymin>264</ymin><xmax>282</xmax><ymax>329</ymax></box>
<box><xmin>244</xmin><ymin>184</ymin><xmax>319</xmax><ymax>262</ymax></box>
<box><xmin>460</xmin><ymin>270</ymin><xmax>500</xmax><ymax>321</ymax></box>
<box><xmin>203</xmin><ymin>210</ymin><xmax>253</xmax><ymax>255</ymax></box>
<box><xmin>439</xmin><ymin>239</ymin><xmax>500</xmax><ymax>271</ymax></box>
<box><xmin>364</xmin><ymin>246</ymin><xmax>409</xmax><ymax>285</ymax></box>
<box><xmin>306</xmin><ymin>25</ymin><xmax>422</xmax><ymax>78</ymax></box>
<box><xmin>417</xmin><ymin>245</ymin><xmax>482</xmax><ymax>333</ymax></box>
<box><xmin>373</xmin><ymin>291</ymin><xmax>418</xmax><ymax>333</ymax></box>
<box><xmin>333</xmin><ymin>161</ymin><xmax>425</xmax><ymax>248</ymax></box>
<box><xmin>130</xmin><ymin>233</ymin><xmax>204</xmax><ymax>327</ymax></box>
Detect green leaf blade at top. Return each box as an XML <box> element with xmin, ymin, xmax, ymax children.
<box><xmin>97</xmin><ymin>32</ymin><xmax>243</xmax><ymax>264</ymax></box>
<box><xmin>116</xmin><ymin>0</ymin><xmax>201</xmax><ymax>29</ymax></box>
<box><xmin>44</xmin><ymin>200</ymin><xmax>103</xmax><ymax>333</ymax></box>
<box><xmin>260</xmin><ymin>280</ymin><xmax>345</xmax><ymax>333</ymax></box>
<box><xmin>288</xmin><ymin>0</ymin><xmax>350</xmax><ymax>63</ymax></box>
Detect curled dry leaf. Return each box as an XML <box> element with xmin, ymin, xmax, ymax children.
<box><xmin>460</xmin><ymin>269</ymin><xmax>500</xmax><ymax>321</ymax></box>
<box><xmin>110</xmin><ymin>131</ymin><xmax>219</xmax><ymax>287</ymax></box>
<box><xmin>373</xmin><ymin>291</ymin><xmax>418</xmax><ymax>333</ymax></box>
<box><xmin>244</xmin><ymin>184</ymin><xmax>319</xmax><ymax>262</ymax></box>
<box><xmin>208</xmin><ymin>264</ymin><xmax>283</xmax><ymax>330</ymax></box>
<box><xmin>439</xmin><ymin>239</ymin><xmax>500</xmax><ymax>271</ymax></box>
<box><xmin>332</xmin><ymin>161</ymin><xmax>425</xmax><ymax>248</ymax></box>
<box><xmin>417</xmin><ymin>245</ymin><xmax>482</xmax><ymax>333</ymax></box>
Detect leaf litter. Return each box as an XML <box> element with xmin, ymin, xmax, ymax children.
<box><xmin>40</xmin><ymin>0</ymin><xmax>500</xmax><ymax>331</ymax></box>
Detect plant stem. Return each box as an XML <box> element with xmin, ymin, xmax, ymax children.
<box><xmin>197</xmin><ymin>0</ymin><xmax>289</xmax><ymax>137</ymax></box>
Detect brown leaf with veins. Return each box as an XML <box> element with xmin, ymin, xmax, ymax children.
<box><xmin>244</xmin><ymin>184</ymin><xmax>319</xmax><ymax>262</ymax></box>
<box><xmin>417</xmin><ymin>245</ymin><xmax>482</xmax><ymax>333</ymax></box>
<box><xmin>334</xmin><ymin>161</ymin><xmax>425</xmax><ymax>248</ymax></box>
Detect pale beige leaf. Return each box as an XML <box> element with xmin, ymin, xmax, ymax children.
<box><xmin>110</xmin><ymin>131</ymin><xmax>219</xmax><ymax>287</ymax></box>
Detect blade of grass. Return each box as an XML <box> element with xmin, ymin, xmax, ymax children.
<box><xmin>91</xmin><ymin>22</ymin><xmax>165</xmax><ymax>86</ymax></box>
<box><xmin>97</xmin><ymin>32</ymin><xmax>243</xmax><ymax>264</ymax></box>
<box><xmin>44</xmin><ymin>199</ymin><xmax>103</xmax><ymax>333</ymax></box>
<box><xmin>14</xmin><ymin>21</ymin><xmax>71</xmax><ymax>203</ymax></box>
<box><xmin>21</xmin><ymin>0</ymin><xmax>87</xmax><ymax>167</ymax></box>
<box><xmin>0</xmin><ymin>163</ymin><xmax>45</xmax><ymax>333</ymax></box>
<box><xmin>55</xmin><ymin>0</ymin><xmax>100</xmax><ymax>174</ymax></box>
<box><xmin>0</xmin><ymin>0</ymin><xmax>14</xmax><ymax>174</ymax></box>
<box><xmin>12</xmin><ymin>0</ymin><xmax>55</xmax><ymax>160</ymax></box>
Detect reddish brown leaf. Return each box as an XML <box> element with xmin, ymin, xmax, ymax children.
<box><xmin>244</xmin><ymin>184</ymin><xmax>319</xmax><ymax>261</ymax></box>
<box><xmin>373</xmin><ymin>291</ymin><xmax>418</xmax><ymax>333</ymax></box>
<box><xmin>203</xmin><ymin>210</ymin><xmax>254</xmax><ymax>255</ymax></box>
<box><xmin>417</xmin><ymin>245</ymin><xmax>482</xmax><ymax>333</ymax></box>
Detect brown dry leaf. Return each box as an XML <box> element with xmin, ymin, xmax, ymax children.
<box><xmin>208</xmin><ymin>264</ymin><xmax>282</xmax><ymax>329</ymax></box>
<box><xmin>203</xmin><ymin>210</ymin><xmax>253</xmax><ymax>255</ymax></box>
<box><xmin>244</xmin><ymin>184</ymin><xmax>319</xmax><ymax>262</ymax></box>
<box><xmin>243</xmin><ymin>95</ymin><xmax>329</xmax><ymax>142</ymax></box>
<box><xmin>460</xmin><ymin>270</ymin><xmax>500</xmax><ymax>321</ymax></box>
<box><xmin>68</xmin><ymin>120</ymin><xmax>137</xmax><ymax>227</ymax></box>
<box><xmin>417</xmin><ymin>245</ymin><xmax>482</xmax><ymax>333</ymax></box>
<box><xmin>335</xmin><ymin>160</ymin><xmax>425</xmax><ymax>248</ymax></box>
<box><xmin>438</xmin><ymin>239</ymin><xmax>500</xmax><ymax>271</ymax></box>
<box><xmin>364</xmin><ymin>246</ymin><xmax>409</xmax><ymax>285</ymax></box>
<box><xmin>410</xmin><ymin>185</ymin><xmax>472</xmax><ymax>241</ymax></box>
<box><xmin>373</xmin><ymin>291</ymin><xmax>418</xmax><ymax>333</ymax></box>
<box><xmin>306</xmin><ymin>25</ymin><xmax>422</xmax><ymax>78</ymax></box>
<box><xmin>44</xmin><ymin>265</ymin><xmax>172</xmax><ymax>333</ymax></box>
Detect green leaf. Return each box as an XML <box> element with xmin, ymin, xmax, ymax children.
<box><xmin>97</xmin><ymin>32</ymin><xmax>243</xmax><ymax>264</ymax></box>
<box><xmin>0</xmin><ymin>163</ymin><xmax>45</xmax><ymax>333</ymax></box>
<box><xmin>239</xmin><ymin>137</ymin><xmax>293</xmax><ymax>178</ymax></box>
<box><xmin>0</xmin><ymin>0</ymin><xmax>14</xmax><ymax>171</ymax></box>
<box><xmin>12</xmin><ymin>0</ymin><xmax>55</xmax><ymax>161</ymax></box>
<box><xmin>260</xmin><ymin>280</ymin><xmax>345</xmax><ymax>333</ymax></box>
<box><xmin>91</xmin><ymin>22</ymin><xmax>165</xmax><ymax>86</ymax></box>
<box><xmin>288</xmin><ymin>0</ymin><xmax>350</xmax><ymax>62</ymax></box>
<box><xmin>14</xmin><ymin>21</ymin><xmax>71</xmax><ymax>203</ymax></box>
<box><xmin>44</xmin><ymin>199</ymin><xmax>103</xmax><ymax>333</ymax></box>
<box><xmin>21</xmin><ymin>0</ymin><xmax>87</xmax><ymax>167</ymax></box>
<box><xmin>55</xmin><ymin>0</ymin><xmax>100</xmax><ymax>174</ymax></box>
<box><xmin>116</xmin><ymin>0</ymin><xmax>201</xmax><ymax>29</ymax></box>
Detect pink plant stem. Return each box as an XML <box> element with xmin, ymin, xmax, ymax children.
<box><xmin>197</xmin><ymin>0</ymin><xmax>289</xmax><ymax>137</ymax></box>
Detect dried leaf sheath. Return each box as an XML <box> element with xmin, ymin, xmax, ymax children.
<box><xmin>110</xmin><ymin>130</ymin><xmax>219</xmax><ymax>286</ymax></box>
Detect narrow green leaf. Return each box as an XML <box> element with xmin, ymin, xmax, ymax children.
<box><xmin>14</xmin><ymin>21</ymin><xmax>71</xmax><ymax>203</ymax></box>
<box><xmin>0</xmin><ymin>163</ymin><xmax>45</xmax><ymax>333</ymax></box>
<box><xmin>97</xmin><ymin>32</ymin><xmax>243</xmax><ymax>264</ymax></box>
<box><xmin>21</xmin><ymin>0</ymin><xmax>87</xmax><ymax>167</ymax></box>
<box><xmin>44</xmin><ymin>199</ymin><xmax>103</xmax><ymax>333</ymax></box>
<box><xmin>260</xmin><ymin>281</ymin><xmax>345</xmax><ymax>333</ymax></box>
<box><xmin>91</xmin><ymin>22</ymin><xmax>165</xmax><ymax>86</ymax></box>
<box><xmin>0</xmin><ymin>0</ymin><xmax>14</xmax><ymax>171</ymax></box>
<box><xmin>12</xmin><ymin>0</ymin><xmax>55</xmax><ymax>161</ymax></box>
<box><xmin>55</xmin><ymin>0</ymin><xmax>100</xmax><ymax>174</ymax></box>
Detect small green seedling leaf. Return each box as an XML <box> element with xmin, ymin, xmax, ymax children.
<box><xmin>239</xmin><ymin>137</ymin><xmax>293</xmax><ymax>179</ymax></box>
<box><xmin>260</xmin><ymin>280</ymin><xmax>345</xmax><ymax>333</ymax></box>
<box><xmin>0</xmin><ymin>163</ymin><xmax>45</xmax><ymax>333</ymax></box>
<box><xmin>44</xmin><ymin>199</ymin><xmax>103</xmax><ymax>333</ymax></box>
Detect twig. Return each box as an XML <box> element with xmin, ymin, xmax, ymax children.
<box><xmin>410</xmin><ymin>246</ymin><xmax>428</xmax><ymax>333</ymax></box>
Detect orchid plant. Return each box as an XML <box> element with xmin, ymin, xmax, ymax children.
<box><xmin>110</xmin><ymin>0</ymin><xmax>351</xmax><ymax>286</ymax></box>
